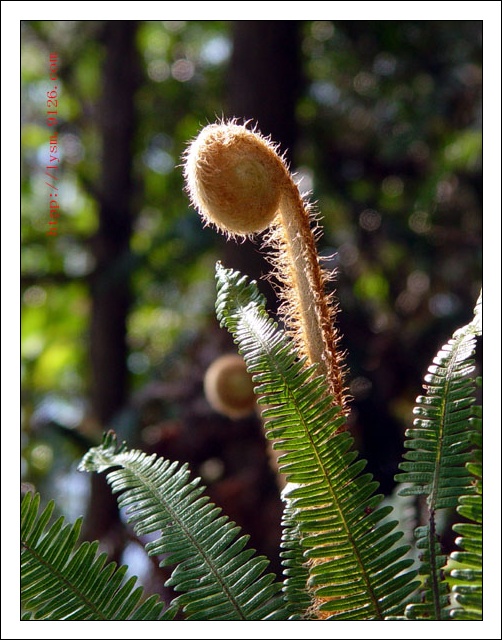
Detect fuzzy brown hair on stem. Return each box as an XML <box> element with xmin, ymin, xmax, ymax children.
<box><xmin>184</xmin><ymin>120</ymin><xmax>348</xmax><ymax>414</ymax></box>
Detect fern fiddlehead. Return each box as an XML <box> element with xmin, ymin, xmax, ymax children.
<box><xmin>183</xmin><ymin>120</ymin><xmax>347</xmax><ymax>412</ymax></box>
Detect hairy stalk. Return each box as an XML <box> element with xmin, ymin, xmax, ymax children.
<box><xmin>271</xmin><ymin>184</ymin><xmax>346</xmax><ymax>412</ymax></box>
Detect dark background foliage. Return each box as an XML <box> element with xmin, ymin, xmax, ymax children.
<box><xmin>21</xmin><ymin>20</ymin><xmax>482</xmax><ymax>598</ymax></box>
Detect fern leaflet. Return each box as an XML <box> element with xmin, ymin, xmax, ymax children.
<box><xmin>79</xmin><ymin>431</ymin><xmax>288</xmax><ymax>621</ymax></box>
<box><xmin>21</xmin><ymin>492</ymin><xmax>175</xmax><ymax>620</ymax></box>
<box><xmin>449</xmin><ymin>390</ymin><xmax>482</xmax><ymax>620</ymax></box>
<box><xmin>396</xmin><ymin>290</ymin><xmax>482</xmax><ymax>620</ymax></box>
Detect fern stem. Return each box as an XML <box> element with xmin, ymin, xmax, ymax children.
<box><xmin>277</xmin><ymin>183</ymin><xmax>346</xmax><ymax>412</ymax></box>
<box><xmin>428</xmin><ymin>511</ymin><xmax>443</xmax><ymax>621</ymax></box>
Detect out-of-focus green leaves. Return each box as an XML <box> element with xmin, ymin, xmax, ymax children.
<box><xmin>21</xmin><ymin>21</ymin><xmax>232</xmax><ymax>496</ymax></box>
<box><xmin>22</xmin><ymin>282</ymin><xmax>88</xmax><ymax>392</ymax></box>
<box><xmin>443</xmin><ymin>130</ymin><xmax>482</xmax><ymax>171</ymax></box>
<box><xmin>354</xmin><ymin>269</ymin><xmax>390</xmax><ymax>304</ymax></box>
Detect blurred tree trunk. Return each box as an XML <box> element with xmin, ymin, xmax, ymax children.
<box><xmin>82</xmin><ymin>21</ymin><xmax>140</xmax><ymax>556</ymax></box>
<box><xmin>224</xmin><ymin>21</ymin><xmax>302</xmax><ymax>312</ymax></box>
<box><xmin>228</xmin><ymin>21</ymin><xmax>301</xmax><ymax>162</ymax></box>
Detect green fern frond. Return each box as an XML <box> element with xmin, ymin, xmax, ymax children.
<box><xmin>21</xmin><ymin>492</ymin><xmax>175</xmax><ymax>620</ymax></box>
<box><xmin>395</xmin><ymin>290</ymin><xmax>482</xmax><ymax>620</ymax></box>
<box><xmin>402</xmin><ymin>524</ymin><xmax>450</xmax><ymax>620</ymax></box>
<box><xmin>215</xmin><ymin>263</ymin><xmax>418</xmax><ymax>620</ymax></box>
<box><xmin>449</xmin><ymin>390</ymin><xmax>482</xmax><ymax>620</ymax></box>
<box><xmin>79</xmin><ymin>431</ymin><xmax>288</xmax><ymax>621</ymax></box>
<box><xmin>280</xmin><ymin>495</ymin><xmax>314</xmax><ymax>619</ymax></box>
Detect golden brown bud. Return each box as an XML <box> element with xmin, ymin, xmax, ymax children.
<box><xmin>183</xmin><ymin>122</ymin><xmax>288</xmax><ymax>236</ymax></box>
